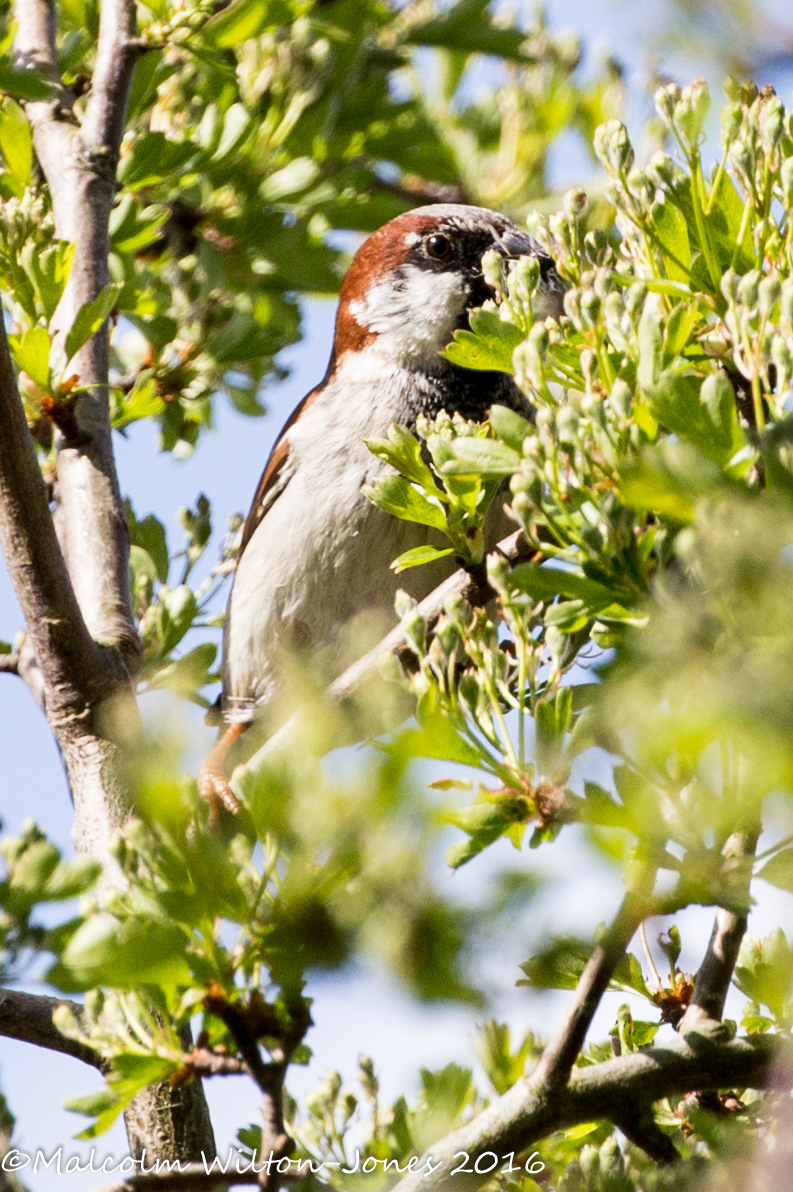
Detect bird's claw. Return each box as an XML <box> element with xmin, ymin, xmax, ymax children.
<box><xmin>198</xmin><ymin>761</ymin><xmax>241</xmax><ymax>829</ymax></box>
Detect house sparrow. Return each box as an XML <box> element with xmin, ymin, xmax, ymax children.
<box><xmin>199</xmin><ymin>203</ymin><xmax>558</xmax><ymax>814</ymax></box>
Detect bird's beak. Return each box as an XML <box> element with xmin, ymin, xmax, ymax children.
<box><xmin>494</xmin><ymin>228</ymin><xmax>542</xmax><ymax>260</ymax></box>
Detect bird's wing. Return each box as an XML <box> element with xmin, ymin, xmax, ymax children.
<box><xmin>238</xmin><ymin>384</ymin><xmax>323</xmax><ymax>558</ymax></box>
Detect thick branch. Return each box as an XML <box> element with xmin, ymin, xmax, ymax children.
<box><xmin>390</xmin><ymin>1035</ymin><xmax>791</xmax><ymax>1192</ymax></box>
<box><xmin>14</xmin><ymin>0</ymin><xmax>140</xmax><ymax>660</ymax></box>
<box><xmin>0</xmin><ymin>654</ymin><xmax>19</xmax><ymax>675</ymax></box>
<box><xmin>0</xmin><ymin>318</ymin><xmax>118</xmax><ymax>716</ymax></box>
<box><xmin>0</xmin><ymin>987</ymin><xmax>104</xmax><ymax>1069</ymax></box>
<box><xmin>82</xmin><ymin>0</ymin><xmax>143</xmax><ymax>160</ymax></box>
<box><xmin>232</xmin><ymin>531</ymin><xmax>535</xmax><ymax>791</ymax></box>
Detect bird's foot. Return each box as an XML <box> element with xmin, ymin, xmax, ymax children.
<box><xmin>198</xmin><ymin>760</ymin><xmax>241</xmax><ymax>827</ymax></box>
<box><xmin>197</xmin><ymin>721</ymin><xmax>247</xmax><ymax>828</ymax></box>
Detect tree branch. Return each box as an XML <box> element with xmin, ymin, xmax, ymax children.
<box><xmin>0</xmin><ymin>318</ymin><xmax>120</xmax><ymax>718</ymax></box>
<box><xmin>0</xmin><ymin>654</ymin><xmax>19</xmax><ymax>676</ymax></box>
<box><xmin>679</xmin><ymin>828</ymin><xmax>758</xmax><ymax>1035</ymax></box>
<box><xmin>231</xmin><ymin>530</ymin><xmax>536</xmax><ymax>793</ymax></box>
<box><xmin>531</xmin><ymin>886</ymin><xmax>652</xmax><ymax>1091</ymax></box>
<box><xmin>390</xmin><ymin>1034</ymin><xmax>791</xmax><ymax>1192</ymax></box>
<box><xmin>87</xmin><ymin>1036</ymin><xmax>792</xmax><ymax>1192</ymax></box>
<box><xmin>0</xmin><ymin>987</ymin><xmax>105</xmax><ymax>1070</ymax></box>
<box><xmin>14</xmin><ymin>0</ymin><xmax>140</xmax><ymax>662</ymax></box>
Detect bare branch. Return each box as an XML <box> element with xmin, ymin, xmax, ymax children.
<box><xmin>0</xmin><ymin>987</ymin><xmax>104</xmax><ymax>1070</ymax></box>
<box><xmin>679</xmin><ymin>907</ymin><xmax>747</xmax><ymax>1034</ymax></box>
<box><xmin>232</xmin><ymin>531</ymin><xmax>536</xmax><ymax>789</ymax></box>
<box><xmin>532</xmin><ymin>864</ymin><xmax>657</xmax><ymax>1092</ymax></box>
<box><xmin>82</xmin><ymin>0</ymin><xmax>144</xmax><ymax>160</ymax></box>
<box><xmin>0</xmin><ymin>654</ymin><xmax>19</xmax><ymax>676</ymax></box>
<box><xmin>679</xmin><ymin>829</ymin><xmax>758</xmax><ymax>1035</ymax></box>
<box><xmin>391</xmin><ymin>1034</ymin><xmax>791</xmax><ymax>1192</ymax></box>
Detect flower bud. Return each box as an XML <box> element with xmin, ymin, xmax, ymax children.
<box><xmin>482</xmin><ymin>248</ymin><xmax>505</xmax><ymax>295</ymax></box>
<box><xmin>758</xmin><ymin>274</ymin><xmax>781</xmax><ymax>319</ymax></box>
<box><xmin>580</xmin><ymin>288</ymin><xmax>601</xmax><ymax>328</ymax></box>
<box><xmin>508</xmin><ymin>253</ymin><xmax>540</xmax><ymax>303</ymax></box>
<box><xmin>781</xmin><ymin>278</ymin><xmax>793</xmax><ymax>325</ymax></box>
<box><xmin>394</xmin><ymin>589</ymin><xmax>416</xmax><ymax>620</ymax></box>
<box><xmin>648</xmin><ymin>150</ymin><xmax>676</xmax><ymax>187</ymax></box>
<box><xmin>738</xmin><ymin>269</ymin><xmax>761</xmax><ymax>310</ymax></box>
<box><xmin>563</xmin><ymin>186</ymin><xmax>588</xmax><ymax>219</ymax></box>
<box><xmin>486</xmin><ymin>552</ymin><xmax>510</xmax><ymax>593</ymax></box>
<box><xmin>608</xmin><ymin>378</ymin><xmax>633</xmax><ymax>420</ymax></box>
<box><xmin>594</xmin><ymin>119</ymin><xmax>634</xmax><ymax>177</ymax></box>
<box><xmin>720</xmin><ymin>269</ymin><xmax>741</xmax><ymax>305</ymax></box>
<box><xmin>760</xmin><ymin>95</ymin><xmax>785</xmax><ymax>149</ymax></box>
<box><xmin>720</xmin><ymin>100</ymin><xmax>743</xmax><ymax>146</ymax></box>
<box><xmin>654</xmin><ymin>82</ymin><xmax>681</xmax><ymax>126</ymax></box>
<box><xmin>675</xmin><ymin>78</ymin><xmax>710</xmax><ymax>151</ymax></box>
<box><xmin>625</xmin><ymin>282</ymin><xmax>647</xmax><ymax>318</ymax></box>
<box><xmin>563</xmin><ymin>288</ymin><xmax>582</xmax><ymax>328</ymax></box>
<box><xmin>556</xmin><ymin>405</ymin><xmax>580</xmax><ymax>448</ymax></box>
<box><xmin>781</xmin><ymin>157</ymin><xmax>793</xmax><ymax>205</ymax></box>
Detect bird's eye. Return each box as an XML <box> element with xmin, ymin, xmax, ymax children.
<box><xmin>425</xmin><ymin>233</ymin><xmax>453</xmax><ymax>261</ymax></box>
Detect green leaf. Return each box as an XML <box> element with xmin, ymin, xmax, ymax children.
<box><xmin>392</xmin><ymin>545</ymin><xmax>455</xmax><ymax>573</ymax></box>
<box><xmin>0</xmin><ymin>98</ymin><xmax>31</xmax><ymax>185</ymax></box>
<box><xmin>652</xmin><ymin>199</ymin><xmax>690</xmax><ymax>283</ymax></box>
<box><xmin>519</xmin><ymin>936</ymin><xmax>592</xmax><ymax>989</ymax></box>
<box><xmin>510</xmin><ymin>563</ymin><xmax>616</xmax><ymax>608</ymax></box>
<box><xmin>365</xmin><ymin>423</ymin><xmax>443</xmax><ymax>494</ymax></box>
<box><xmin>0</xmin><ymin>61</ymin><xmax>56</xmax><ymax>101</ymax></box>
<box><xmin>205</xmin><ymin>0</ymin><xmax>285</xmax><ymax>48</ymax></box>
<box><xmin>64</xmin><ymin>1089</ymin><xmax>120</xmax><ymax>1118</ymax></box>
<box><xmin>41</xmin><ymin>857</ymin><xmax>101</xmax><ymax>901</ymax></box>
<box><xmin>64</xmin><ymin>284</ymin><xmax>122</xmax><ymax>364</ymax></box>
<box><xmin>260</xmin><ymin>157</ymin><xmax>320</xmax><ymax>202</ymax></box>
<box><xmin>441</xmin><ymin>437</ymin><xmax>521</xmax><ymax>476</ymax></box>
<box><xmin>362</xmin><ymin>476</ymin><xmax>449</xmax><ymax>534</ymax></box>
<box><xmin>145</xmin><ymin>643</ymin><xmax>217</xmax><ymax>696</ymax></box>
<box><xmin>12</xmin><ymin>325</ymin><xmax>51</xmax><ymax>389</ymax></box>
<box><xmin>52</xmin><ymin>912</ymin><xmax>191</xmax><ymax>990</ymax></box>
<box><xmin>160</xmin><ymin>585</ymin><xmax>198</xmax><ymax>654</ymax></box>
<box><xmin>392</xmin><ymin>715</ymin><xmax>480</xmax><ymax>768</ymax></box>
<box><xmin>211</xmin><ymin>103</ymin><xmax>253</xmax><ymax>165</ymax></box>
<box><xmin>645</xmin><ymin>369</ymin><xmax>742</xmax><ymax>466</ymax></box>
<box><xmin>757</xmin><ymin>848</ymin><xmax>793</xmax><ymax>893</ymax></box>
<box><xmin>489</xmin><ymin>404</ymin><xmax>532</xmax><ymax>451</ymax></box>
<box><xmin>405</xmin><ymin>0</ymin><xmax>529</xmax><ymax>60</ymax></box>
<box><xmin>442</xmin><ymin>310</ymin><xmax>524</xmax><ymax>373</ymax></box>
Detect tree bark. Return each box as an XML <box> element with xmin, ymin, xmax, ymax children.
<box><xmin>4</xmin><ymin>0</ymin><xmax>217</xmax><ymax>1163</ymax></box>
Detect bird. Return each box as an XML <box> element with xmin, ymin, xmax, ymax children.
<box><xmin>198</xmin><ymin>203</ymin><xmax>558</xmax><ymax>815</ymax></box>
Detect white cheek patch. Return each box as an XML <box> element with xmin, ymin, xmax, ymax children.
<box><xmin>349</xmin><ymin>264</ymin><xmax>467</xmax><ymax>367</ymax></box>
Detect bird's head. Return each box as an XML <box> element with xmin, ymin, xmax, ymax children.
<box><xmin>330</xmin><ymin>204</ymin><xmax>558</xmax><ymax>373</ymax></box>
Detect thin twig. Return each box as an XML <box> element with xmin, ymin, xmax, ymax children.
<box><xmin>678</xmin><ymin>828</ymin><xmax>758</xmax><ymax>1035</ymax></box>
<box><xmin>531</xmin><ymin>888</ymin><xmax>651</xmax><ymax>1091</ymax></box>
<box><xmin>638</xmin><ymin>922</ymin><xmax>663</xmax><ymax>993</ymax></box>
